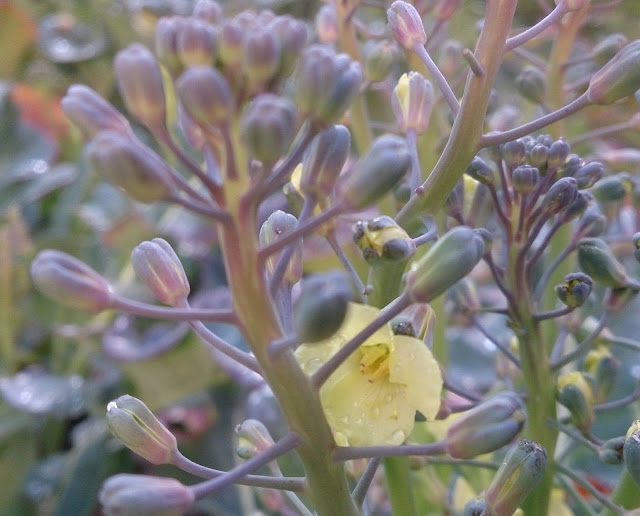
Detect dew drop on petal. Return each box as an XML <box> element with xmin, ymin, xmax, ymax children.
<box><xmin>385</xmin><ymin>394</ymin><xmax>393</xmax><ymax>403</ymax></box>
<box><xmin>389</xmin><ymin>429</ymin><xmax>406</xmax><ymax>445</ymax></box>
<box><xmin>305</xmin><ymin>357</ymin><xmax>323</xmax><ymax>373</ymax></box>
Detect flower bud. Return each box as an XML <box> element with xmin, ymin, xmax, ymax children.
<box><xmin>451</xmin><ymin>277</ymin><xmax>482</xmax><ymax>312</ymax></box>
<box><xmin>392</xmin><ymin>71</ymin><xmax>435</xmax><ymax>134</ymax></box>
<box><xmin>515</xmin><ymin>66</ymin><xmax>546</xmax><ymax>105</ymax></box>
<box><xmin>512</xmin><ymin>165</ymin><xmax>540</xmax><ymax>194</ymax></box>
<box><xmin>269</xmin><ymin>16</ymin><xmax>307</xmax><ymax>77</ymax></box>
<box><xmin>624</xmin><ymin>421</ymin><xmax>640</xmax><ymax>487</ymax></box>
<box><xmin>541</xmin><ymin>177</ymin><xmax>578</xmax><ymax>215</ymax></box>
<box><xmin>557</xmin><ymin>371</ymin><xmax>595</xmax><ymax>433</ymax></box>
<box><xmin>353</xmin><ymin>215</ymin><xmax>416</xmax><ymax>264</ymax></box>
<box><xmin>235</xmin><ymin>419</ymin><xmax>275</xmax><ymax>459</ymax></box>
<box><xmin>585</xmin><ymin>346</ymin><xmax>620</xmax><ymax>403</ymax></box>
<box><xmin>176</xmin><ymin>66</ymin><xmax>233</xmax><ymax>126</ymax></box>
<box><xmin>131</xmin><ymin>238</ymin><xmax>190</xmax><ymax>306</ymax></box>
<box><xmin>502</xmin><ymin>139</ymin><xmax>526</xmax><ymax>168</ymax></box>
<box><xmin>573</xmin><ymin>161</ymin><xmax>605</xmax><ymax>189</ymax></box>
<box><xmin>445</xmin><ymin>392</ymin><xmax>525</xmax><ymax>459</ymax></box>
<box><xmin>592</xmin><ymin>33</ymin><xmax>629</xmax><ymax>66</ymax></box>
<box><xmin>336</xmin><ymin>135</ymin><xmax>410</xmax><ymax>210</ymax></box>
<box><xmin>100</xmin><ymin>474</ymin><xmax>194</xmax><ymax>516</ymax></box>
<box><xmin>484</xmin><ymin>440</ymin><xmax>548</xmax><ymax>516</ymax></box>
<box><xmin>465</xmin><ymin>156</ymin><xmax>495</xmax><ymax>185</ymax></box>
<box><xmin>218</xmin><ymin>18</ymin><xmax>244</xmax><ymax>68</ymax></box>
<box><xmin>294</xmin><ymin>270</ymin><xmax>353</xmax><ymax>343</ymax></box>
<box><xmin>633</xmin><ymin>232</ymin><xmax>640</xmax><ymax>262</ymax></box>
<box><xmin>315</xmin><ymin>4</ymin><xmax>339</xmax><ymax>44</ymax></box>
<box><xmin>387</xmin><ymin>1</ymin><xmax>427</xmax><ymax>51</ymax></box>
<box><xmin>241</xmin><ymin>94</ymin><xmax>297</xmax><ymax>166</ymax></box>
<box><xmin>577</xmin><ymin>204</ymin><xmax>607</xmax><ymax>237</ymax></box>
<box><xmin>106</xmin><ymin>395</ymin><xmax>177</xmax><ymax>464</ymax></box>
<box><xmin>155</xmin><ymin>16</ymin><xmax>188</xmax><ymax>76</ymax></box>
<box><xmin>588</xmin><ymin>40</ymin><xmax>640</xmax><ymax>105</ymax></box>
<box><xmin>528</xmin><ymin>144</ymin><xmax>549</xmax><ymax>169</ymax></box>
<box><xmin>364</xmin><ymin>40</ymin><xmax>397</xmax><ymax>83</ymax></box>
<box><xmin>62</xmin><ymin>85</ymin><xmax>132</xmax><ymax>139</ymax></box>
<box><xmin>405</xmin><ymin>226</ymin><xmax>487</xmax><ymax>303</ymax></box>
<box><xmin>590</xmin><ymin>172</ymin><xmax>632</xmax><ymax>202</ymax></box>
<box><xmin>114</xmin><ymin>44</ymin><xmax>166</xmax><ymax>128</ymax></box>
<box><xmin>176</xmin><ymin>18</ymin><xmax>217</xmax><ymax>67</ymax></box>
<box><xmin>555</xmin><ymin>272</ymin><xmax>592</xmax><ymax>308</ymax></box>
<box><xmin>300</xmin><ymin>125</ymin><xmax>351</xmax><ymax>199</ymax></box>
<box><xmin>259</xmin><ymin>211</ymin><xmax>302</xmax><ymax>285</ymax></box>
<box><xmin>31</xmin><ymin>250</ymin><xmax>113</xmax><ymax>312</ymax></box>
<box><xmin>391</xmin><ymin>303</ymin><xmax>434</xmax><ymax>340</ymax></box>
<box><xmin>86</xmin><ymin>131</ymin><xmax>174</xmax><ymax>203</ymax></box>
<box><xmin>547</xmin><ymin>139</ymin><xmax>571</xmax><ymax>170</ymax></box>
<box><xmin>295</xmin><ymin>45</ymin><xmax>363</xmax><ymax>125</ymax></box>
<box><xmin>193</xmin><ymin>0</ymin><xmax>222</xmax><ymax>25</ymax></box>
<box><xmin>242</xmin><ymin>27</ymin><xmax>281</xmax><ymax>88</ymax></box>
<box><xmin>599</xmin><ymin>436</ymin><xmax>625</xmax><ymax>464</ymax></box>
<box><xmin>577</xmin><ymin>237</ymin><xmax>633</xmax><ymax>288</ymax></box>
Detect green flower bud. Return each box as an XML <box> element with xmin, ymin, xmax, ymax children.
<box><xmin>31</xmin><ymin>250</ymin><xmax>113</xmax><ymax>312</ymax></box>
<box><xmin>364</xmin><ymin>40</ymin><xmax>397</xmax><ymax>83</ymax></box>
<box><xmin>541</xmin><ymin>177</ymin><xmax>578</xmax><ymax>215</ymax></box>
<box><xmin>547</xmin><ymin>139</ymin><xmax>571</xmax><ymax>170</ymax></box>
<box><xmin>218</xmin><ymin>19</ymin><xmax>244</xmax><ymax>68</ymax></box>
<box><xmin>259</xmin><ymin>211</ymin><xmax>302</xmax><ymax>285</ymax></box>
<box><xmin>300</xmin><ymin>124</ymin><xmax>350</xmax><ymax>199</ymax></box>
<box><xmin>592</xmin><ymin>33</ymin><xmax>629</xmax><ymax>66</ymax></box>
<box><xmin>555</xmin><ymin>272</ymin><xmax>592</xmax><ymax>308</ymax></box>
<box><xmin>131</xmin><ymin>238</ymin><xmax>190</xmax><ymax>306</ymax></box>
<box><xmin>295</xmin><ymin>45</ymin><xmax>363</xmax><ymax>125</ymax></box>
<box><xmin>353</xmin><ymin>215</ymin><xmax>416</xmax><ymax>264</ymax></box>
<box><xmin>100</xmin><ymin>474</ymin><xmax>194</xmax><ymax>516</ymax></box>
<box><xmin>599</xmin><ymin>436</ymin><xmax>625</xmax><ymax>464</ymax></box>
<box><xmin>336</xmin><ymin>135</ymin><xmax>410</xmax><ymax>210</ymax></box>
<box><xmin>176</xmin><ymin>18</ymin><xmax>217</xmax><ymax>67</ymax></box>
<box><xmin>557</xmin><ymin>371</ymin><xmax>595</xmax><ymax>433</ymax></box>
<box><xmin>588</xmin><ymin>40</ymin><xmax>640</xmax><ymax>105</ymax></box>
<box><xmin>515</xmin><ymin>66</ymin><xmax>546</xmax><ymax>105</ymax></box>
<box><xmin>241</xmin><ymin>94</ymin><xmax>297</xmax><ymax>166</ymax></box>
<box><xmin>62</xmin><ymin>85</ymin><xmax>132</xmax><ymax>139</ymax></box>
<box><xmin>242</xmin><ymin>27</ymin><xmax>281</xmax><ymax>88</ymax></box>
<box><xmin>193</xmin><ymin>1</ymin><xmax>222</xmax><ymax>25</ymax></box>
<box><xmin>512</xmin><ymin>165</ymin><xmax>540</xmax><ymax>194</ymax></box>
<box><xmin>315</xmin><ymin>4</ymin><xmax>338</xmax><ymax>44</ymax></box>
<box><xmin>387</xmin><ymin>1</ymin><xmax>427</xmax><ymax>51</ymax></box>
<box><xmin>235</xmin><ymin>419</ymin><xmax>275</xmax><ymax>459</ymax></box>
<box><xmin>578</xmin><ymin>237</ymin><xmax>635</xmax><ymax>288</ymax></box>
<box><xmin>176</xmin><ymin>66</ymin><xmax>233</xmax><ymax>126</ymax></box>
<box><xmin>405</xmin><ymin>226</ymin><xmax>487</xmax><ymax>304</ymax></box>
<box><xmin>392</xmin><ymin>71</ymin><xmax>435</xmax><ymax>134</ymax></box>
<box><xmin>390</xmin><ymin>303</ymin><xmax>434</xmax><ymax>339</ymax></box>
<box><xmin>577</xmin><ymin>205</ymin><xmax>607</xmax><ymax>237</ymax></box>
<box><xmin>106</xmin><ymin>395</ymin><xmax>177</xmax><ymax>464</ymax></box>
<box><xmin>451</xmin><ymin>277</ymin><xmax>482</xmax><ymax>312</ymax></box>
<box><xmin>585</xmin><ymin>346</ymin><xmax>620</xmax><ymax>403</ymax></box>
<box><xmin>155</xmin><ymin>16</ymin><xmax>188</xmax><ymax>76</ymax></box>
<box><xmin>293</xmin><ymin>270</ymin><xmax>353</xmax><ymax>343</ymax></box>
<box><xmin>502</xmin><ymin>139</ymin><xmax>527</xmax><ymax>168</ymax></box>
<box><xmin>465</xmin><ymin>156</ymin><xmax>495</xmax><ymax>185</ymax></box>
<box><xmin>590</xmin><ymin>172</ymin><xmax>632</xmax><ymax>202</ymax></box>
<box><xmin>574</xmin><ymin>161</ymin><xmax>605</xmax><ymax>189</ymax></box>
<box><xmin>484</xmin><ymin>440</ymin><xmax>547</xmax><ymax>516</ymax></box>
<box><xmin>528</xmin><ymin>144</ymin><xmax>549</xmax><ymax>169</ymax></box>
<box><xmin>86</xmin><ymin>131</ymin><xmax>175</xmax><ymax>203</ymax></box>
<box><xmin>624</xmin><ymin>422</ymin><xmax>640</xmax><ymax>487</ymax></box>
<box><xmin>114</xmin><ymin>44</ymin><xmax>166</xmax><ymax>129</ymax></box>
<box><xmin>445</xmin><ymin>392</ymin><xmax>525</xmax><ymax>459</ymax></box>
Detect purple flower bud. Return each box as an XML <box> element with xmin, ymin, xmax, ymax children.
<box><xmin>575</xmin><ymin>161</ymin><xmax>605</xmax><ymax>189</ymax></box>
<box><xmin>502</xmin><ymin>139</ymin><xmax>527</xmax><ymax>168</ymax></box>
<box><xmin>61</xmin><ymin>85</ymin><xmax>132</xmax><ymax>139</ymax></box>
<box><xmin>465</xmin><ymin>156</ymin><xmax>495</xmax><ymax>185</ymax></box>
<box><xmin>387</xmin><ymin>1</ymin><xmax>427</xmax><ymax>51</ymax></box>
<box><xmin>176</xmin><ymin>66</ymin><xmax>233</xmax><ymax>127</ymax></box>
<box><xmin>31</xmin><ymin>250</ymin><xmax>113</xmax><ymax>312</ymax></box>
<box><xmin>269</xmin><ymin>15</ymin><xmax>308</xmax><ymax>77</ymax></box>
<box><xmin>106</xmin><ymin>395</ymin><xmax>177</xmax><ymax>464</ymax></box>
<box><xmin>446</xmin><ymin>392</ymin><xmax>525</xmax><ymax>459</ymax></box>
<box><xmin>541</xmin><ymin>177</ymin><xmax>578</xmax><ymax>215</ymax></box>
<box><xmin>100</xmin><ymin>474</ymin><xmax>194</xmax><ymax>516</ymax></box>
<box><xmin>512</xmin><ymin>165</ymin><xmax>539</xmax><ymax>194</ymax></box>
<box><xmin>546</xmin><ymin>139</ymin><xmax>571</xmax><ymax>169</ymax></box>
<box><xmin>235</xmin><ymin>419</ymin><xmax>275</xmax><ymax>459</ymax></box>
<box><xmin>131</xmin><ymin>238</ymin><xmax>190</xmax><ymax>306</ymax></box>
<box><xmin>555</xmin><ymin>272</ymin><xmax>592</xmax><ymax>308</ymax></box>
<box><xmin>218</xmin><ymin>18</ymin><xmax>244</xmax><ymax>68</ymax></box>
<box><xmin>592</xmin><ymin>33</ymin><xmax>629</xmax><ymax>66</ymax></box>
<box><xmin>114</xmin><ymin>44</ymin><xmax>166</xmax><ymax>129</ymax></box>
<box><xmin>86</xmin><ymin>131</ymin><xmax>175</xmax><ymax>203</ymax></box>
<box><xmin>528</xmin><ymin>144</ymin><xmax>549</xmax><ymax>169</ymax></box>
<box><xmin>300</xmin><ymin>124</ymin><xmax>351</xmax><ymax>199</ymax></box>
<box><xmin>515</xmin><ymin>66</ymin><xmax>546</xmax><ymax>105</ymax></box>
<box><xmin>259</xmin><ymin>210</ymin><xmax>302</xmax><ymax>285</ymax></box>
<box><xmin>315</xmin><ymin>4</ymin><xmax>338</xmax><ymax>44</ymax></box>
<box><xmin>155</xmin><ymin>16</ymin><xmax>188</xmax><ymax>76</ymax></box>
<box><xmin>193</xmin><ymin>0</ymin><xmax>222</xmax><ymax>25</ymax></box>
<box><xmin>241</xmin><ymin>94</ymin><xmax>297</xmax><ymax>166</ymax></box>
<box><xmin>588</xmin><ymin>40</ymin><xmax>640</xmax><ymax>105</ymax></box>
<box><xmin>242</xmin><ymin>27</ymin><xmax>281</xmax><ymax>88</ymax></box>
<box><xmin>177</xmin><ymin>18</ymin><xmax>217</xmax><ymax>67</ymax></box>
<box><xmin>391</xmin><ymin>71</ymin><xmax>435</xmax><ymax>134</ymax></box>
<box><xmin>336</xmin><ymin>135</ymin><xmax>410</xmax><ymax>209</ymax></box>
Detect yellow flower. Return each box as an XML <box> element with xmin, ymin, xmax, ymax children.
<box><xmin>295</xmin><ymin>303</ymin><xmax>443</xmax><ymax>446</ymax></box>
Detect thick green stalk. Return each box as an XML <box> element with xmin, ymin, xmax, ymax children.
<box><xmin>220</xmin><ymin>194</ymin><xmax>357</xmax><ymax>516</ymax></box>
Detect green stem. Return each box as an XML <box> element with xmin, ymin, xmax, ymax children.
<box><xmin>383</xmin><ymin>457</ymin><xmax>416</xmax><ymax>516</ymax></box>
<box><xmin>0</xmin><ymin>227</ymin><xmax>15</xmax><ymax>373</ymax></box>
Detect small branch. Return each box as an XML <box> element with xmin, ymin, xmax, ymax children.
<box><xmin>411</xmin><ymin>44</ymin><xmax>460</xmax><ymax>118</ymax></box>
<box><xmin>268</xmin><ymin>334</ymin><xmax>299</xmax><ymax>358</ymax></box>
<box><xmin>333</xmin><ymin>440</ymin><xmax>447</xmax><ymax>461</ymax></box>
<box><xmin>533</xmin><ymin>305</ymin><xmax>574</xmax><ymax>322</ymax></box>
<box><xmin>311</xmin><ymin>293</ymin><xmax>411</xmax><ymax>388</ymax></box>
<box><xmin>190</xmin><ymin>433</ymin><xmax>303</xmax><ymax>499</ymax></box>
<box><xmin>171</xmin><ymin>449</ymin><xmax>306</xmax><ymax>492</ymax></box>
<box><xmin>547</xmin><ymin>419</ymin><xmax>600</xmax><ymax>454</ymax></box>
<box><xmin>551</xmin><ymin>311</ymin><xmax>612</xmax><ymax>371</ymax></box>
<box><xmin>471</xmin><ymin>314</ymin><xmax>521</xmax><ymax>367</ymax></box>
<box><xmin>505</xmin><ymin>1</ymin><xmax>569</xmax><ymax>51</ymax></box>
<box><xmin>352</xmin><ymin>458</ymin><xmax>380</xmax><ymax>509</ymax></box>
<box><xmin>168</xmin><ymin>194</ymin><xmax>231</xmax><ymax>223</ymax></box>
<box><xmin>462</xmin><ymin>49</ymin><xmax>484</xmax><ymax>77</ymax></box>
<box><xmin>443</xmin><ymin>378</ymin><xmax>482</xmax><ymax>402</ymax></box>
<box><xmin>533</xmin><ymin>243</ymin><xmax>576</xmax><ymax>302</ymax></box>
<box><xmin>325</xmin><ymin>232</ymin><xmax>367</xmax><ymax>303</ymax></box>
<box><xmin>406</xmin><ymin>129</ymin><xmax>421</xmax><ymax>191</ymax></box>
<box><xmin>570</xmin><ymin>117</ymin><xmax>638</xmax><ymax>146</ymax></box>
<box><xmin>556</xmin><ymin>462</ymin><xmax>625</xmax><ymax>515</ymax></box>
<box><xmin>112</xmin><ymin>295</ymin><xmax>237</xmax><ymax>323</ymax></box>
<box><xmin>595</xmin><ymin>383</ymin><xmax>640</xmax><ymax>412</ymax></box>
<box><xmin>479</xmin><ymin>93</ymin><xmax>590</xmax><ymax>148</ymax></box>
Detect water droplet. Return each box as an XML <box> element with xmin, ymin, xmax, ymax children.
<box><xmin>305</xmin><ymin>357</ymin><xmax>323</xmax><ymax>373</ymax></box>
<box><xmin>352</xmin><ymin>401</ymin><xmax>359</xmax><ymax>408</ymax></box>
<box><xmin>389</xmin><ymin>429</ymin><xmax>406</xmax><ymax>445</ymax></box>
<box><xmin>38</xmin><ymin>13</ymin><xmax>107</xmax><ymax>64</ymax></box>
<box><xmin>385</xmin><ymin>394</ymin><xmax>393</xmax><ymax>403</ymax></box>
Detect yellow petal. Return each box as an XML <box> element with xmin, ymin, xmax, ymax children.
<box><xmin>389</xmin><ymin>335</ymin><xmax>442</xmax><ymax>421</ymax></box>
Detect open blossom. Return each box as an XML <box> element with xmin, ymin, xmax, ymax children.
<box><xmin>295</xmin><ymin>303</ymin><xmax>442</xmax><ymax>446</ymax></box>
